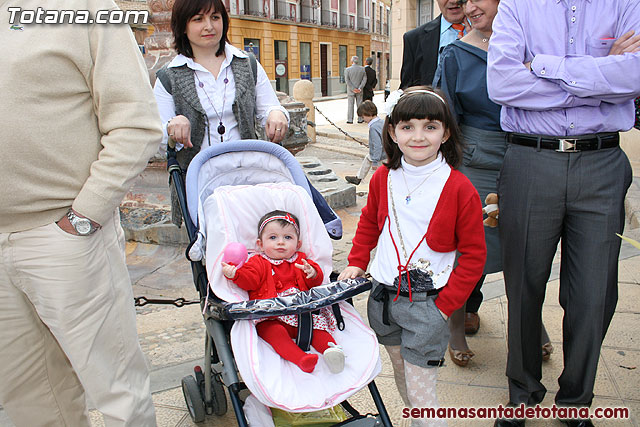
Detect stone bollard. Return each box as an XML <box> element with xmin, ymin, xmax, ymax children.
<box><xmin>293</xmin><ymin>80</ymin><xmax>316</xmax><ymax>143</ymax></box>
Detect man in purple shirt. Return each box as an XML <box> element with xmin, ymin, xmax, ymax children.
<box><xmin>487</xmin><ymin>1</ymin><xmax>640</xmax><ymax>426</ymax></box>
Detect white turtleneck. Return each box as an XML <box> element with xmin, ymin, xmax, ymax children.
<box><xmin>369</xmin><ymin>154</ymin><xmax>456</xmax><ymax>288</ymax></box>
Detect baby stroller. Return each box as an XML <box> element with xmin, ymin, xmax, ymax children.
<box><xmin>168</xmin><ymin>140</ymin><xmax>393</xmax><ymax>426</ymax></box>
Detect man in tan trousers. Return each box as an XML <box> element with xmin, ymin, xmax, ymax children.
<box><xmin>0</xmin><ymin>1</ymin><xmax>162</xmax><ymax>425</ymax></box>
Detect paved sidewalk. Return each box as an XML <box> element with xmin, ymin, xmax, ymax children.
<box><xmin>2</xmin><ymin>133</ymin><xmax>640</xmax><ymax>426</ymax></box>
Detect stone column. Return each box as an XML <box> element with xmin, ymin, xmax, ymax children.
<box><xmin>293</xmin><ymin>80</ymin><xmax>316</xmax><ymax>143</ymax></box>
<box><xmin>144</xmin><ymin>0</ymin><xmax>176</xmax><ymax>84</ymax></box>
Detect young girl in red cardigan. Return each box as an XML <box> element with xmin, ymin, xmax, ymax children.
<box><xmin>338</xmin><ymin>87</ymin><xmax>486</xmax><ymax>423</ymax></box>
<box><xmin>222</xmin><ymin>210</ymin><xmax>345</xmax><ymax>374</ymax></box>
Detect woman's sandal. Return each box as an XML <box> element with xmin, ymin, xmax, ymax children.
<box><xmin>542</xmin><ymin>342</ymin><xmax>554</xmax><ymax>362</ymax></box>
<box><xmin>448</xmin><ymin>345</ymin><xmax>475</xmax><ymax>367</ymax></box>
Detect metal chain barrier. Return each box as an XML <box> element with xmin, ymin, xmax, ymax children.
<box><xmin>314</xmin><ymin>105</ymin><xmax>369</xmax><ymax>147</ymax></box>
<box><xmin>134</xmin><ymin>296</ymin><xmax>200</xmax><ymax>308</ymax></box>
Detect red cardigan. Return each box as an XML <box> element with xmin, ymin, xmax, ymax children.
<box><xmin>348</xmin><ymin>166</ymin><xmax>486</xmax><ymax>316</ymax></box>
<box><xmin>232</xmin><ymin>252</ymin><xmax>324</xmax><ymax>300</ymax></box>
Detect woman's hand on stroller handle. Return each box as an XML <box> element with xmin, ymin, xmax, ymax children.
<box><xmin>221</xmin><ymin>262</ymin><xmax>237</xmax><ymax>279</ymax></box>
<box><xmin>337</xmin><ymin>266</ymin><xmax>365</xmax><ymax>281</ymax></box>
<box><xmin>265</xmin><ymin>110</ymin><xmax>289</xmax><ymax>144</ymax></box>
<box><xmin>294</xmin><ymin>259</ymin><xmax>317</xmax><ymax>279</ymax></box>
<box><xmin>167</xmin><ymin>115</ymin><xmax>192</xmax><ymax>148</ymax></box>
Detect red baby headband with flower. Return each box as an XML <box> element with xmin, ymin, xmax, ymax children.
<box><xmin>258</xmin><ymin>212</ymin><xmax>299</xmax><ymax>236</ymax></box>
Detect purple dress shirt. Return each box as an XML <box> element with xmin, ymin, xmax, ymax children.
<box><xmin>487</xmin><ymin>0</ymin><xmax>640</xmax><ymax>136</ymax></box>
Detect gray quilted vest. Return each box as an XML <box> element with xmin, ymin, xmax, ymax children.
<box><xmin>157</xmin><ymin>54</ymin><xmax>259</xmax><ymax>226</ymax></box>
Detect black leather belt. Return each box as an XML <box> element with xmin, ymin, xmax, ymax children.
<box><xmin>508</xmin><ymin>132</ymin><xmax>619</xmax><ymax>152</ymax></box>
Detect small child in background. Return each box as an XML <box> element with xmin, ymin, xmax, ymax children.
<box><xmin>338</xmin><ymin>87</ymin><xmax>486</xmax><ymax>425</ymax></box>
<box><xmin>222</xmin><ymin>210</ymin><xmax>345</xmax><ymax>374</ymax></box>
<box><xmin>345</xmin><ymin>100</ymin><xmax>386</xmax><ymax>185</ymax></box>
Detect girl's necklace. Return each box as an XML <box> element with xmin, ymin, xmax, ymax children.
<box><xmin>194</xmin><ymin>67</ymin><xmax>229</xmax><ymax>142</ymax></box>
<box><xmin>400</xmin><ymin>163</ymin><xmax>445</xmax><ymax>205</ymax></box>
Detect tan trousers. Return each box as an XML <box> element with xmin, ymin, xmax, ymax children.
<box><xmin>0</xmin><ymin>211</ymin><xmax>156</xmax><ymax>427</ymax></box>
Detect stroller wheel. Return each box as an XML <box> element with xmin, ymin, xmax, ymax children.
<box><xmin>182</xmin><ymin>375</ymin><xmax>206</xmax><ymax>423</ymax></box>
<box><xmin>210</xmin><ymin>373</ymin><xmax>228</xmax><ymax>416</ymax></box>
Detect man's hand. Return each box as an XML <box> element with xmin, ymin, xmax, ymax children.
<box><xmin>294</xmin><ymin>259</ymin><xmax>317</xmax><ymax>279</ymax></box>
<box><xmin>608</xmin><ymin>30</ymin><xmax>640</xmax><ymax>56</ymax></box>
<box><xmin>353</xmin><ymin>88</ymin><xmax>362</xmax><ymax>94</ymax></box>
<box><xmin>55</xmin><ymin>210</ymin><xmax>100</xmax><ymax>236</ymax></box>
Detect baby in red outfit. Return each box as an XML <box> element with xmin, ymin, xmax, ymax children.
<box><xmin>222</xmin><ymin>210</ymin><xmax>345</xmax><ymax>374</ymax></box>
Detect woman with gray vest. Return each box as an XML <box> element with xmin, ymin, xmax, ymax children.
<box><xmin>154</xmin><ymin>0</ymin><xmax>289</xmax><ymax>225</ymax></box>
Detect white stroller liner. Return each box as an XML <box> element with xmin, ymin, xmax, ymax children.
<box><xmin>202</xmin><ymin>182</ymin><xmax>381</xmax><ymax>412</ymax></box>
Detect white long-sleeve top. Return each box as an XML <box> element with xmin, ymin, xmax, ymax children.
<box><xmin>153</xmin><ymin>43</ymin><xmax>289</xmax><ymax>151</ymax></box>
<box><xmin>369</xmin><ymin>155</ymin><xmax>456</xmax><ymax>289</ymax></box>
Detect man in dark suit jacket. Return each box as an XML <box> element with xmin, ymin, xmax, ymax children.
<box><xmin>400</xmin><ymin>0</ymin><xmax>465</xmax><ymax>88</ymax></box>
<box><xmin>363</xmin><ymin>57</ymin><xmax>377</xmax><ymax>102</ymax></box>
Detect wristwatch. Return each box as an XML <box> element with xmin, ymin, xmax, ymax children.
<box><xmin>67</xmin><ymin>209</ymin><xmax>98</xmax><ymax>236</ymax></box>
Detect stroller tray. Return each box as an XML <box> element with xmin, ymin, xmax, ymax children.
<box><xmin>222</xmin><ymin>277</ymin><xmax>372</xmax><ymax>320</ymax></box>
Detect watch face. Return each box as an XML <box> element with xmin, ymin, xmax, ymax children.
<box><xmin>75</xmin><ymin>218</ymin><xmax>92</xmax><ymax>235</ymax></box>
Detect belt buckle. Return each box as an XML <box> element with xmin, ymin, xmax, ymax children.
<box><xmin>556</xmin><ymin>138</ymin><xmax>580</xmax><ymax>152</ymax></box>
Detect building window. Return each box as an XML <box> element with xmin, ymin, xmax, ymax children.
<box><xmin>371</xmin><ymin>1</ymin><xmax>376</xmax><ymax>32</ymax></box>
<box><xmin>339</xmin><ymin>45</ymin><xmax>347</xmax><ymax>83</ymax></box>
<box><xmin>356</xmin><ymin>46</ymin><xmax>364</xmax><ymax>66</ymax></box>
<box><xmin>274</xmin><ymin>40</ymin><xmax>289</xmax><ymax>94</ymax></box>
<box><xmin>244</xmin><ymin>38</ymin><xmax>261</xmax><ymax>62</ymax></box>
<box><xmin>418</xmin><ymin>0</ymin><xmax>432</xmax><ymax>26</ymax></box>
<box><xmin>300</xmin><ymin>42</ymin><xmax>312</xmax><ymax>80</ymax></box>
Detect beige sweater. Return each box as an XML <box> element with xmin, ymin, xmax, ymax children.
<box><xmin>0</xmin><ymin>0</ymin><xmax>162</xmax><ymax>232</ymax></box>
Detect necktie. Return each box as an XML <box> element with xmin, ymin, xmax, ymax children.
<box><xmin>452</xmin><ymin>23</ymin><xmax>465</xmax><ymax>39</ymax></box>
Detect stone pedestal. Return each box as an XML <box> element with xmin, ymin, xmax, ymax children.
<box><xmin>293</xmin><ymin>80</ymin><xmax>316</xmax><ymax>143</ymax></box>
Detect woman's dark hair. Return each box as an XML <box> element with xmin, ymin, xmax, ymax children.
<box><xmin>258</xmin><ymin>210</ymin><xmax>300</xmax><ymax>238</ymax></box>
<box><xmin>382</xmin><ymin>86</ymin><xmax>464</xmax><ymax>170</ymax></box>
<box><xmin>171</xmin><ymin>0</ymin><xmax>230</xmax><ymax>58</ymax></box>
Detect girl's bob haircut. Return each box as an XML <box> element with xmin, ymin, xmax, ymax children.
<box><xmin>171</xmin><ymin>0</ymin><xmax>230</xmax><ymax>58</ymax></box>
<box><xmin>382</xmin><ymin>86</ymin><xmax>464</xmax><ymax>170</ymax></box>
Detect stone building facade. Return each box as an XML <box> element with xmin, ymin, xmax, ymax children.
<box><xmin>117</xmin><ymin>0</ymin><xmax>390</xmax><ymax>97</ymax></box>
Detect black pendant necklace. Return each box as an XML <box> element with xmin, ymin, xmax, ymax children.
<box><xmin>195</xmin><ymin>67</ymin><xmax>229</xmax><ymax>143</ymax></box>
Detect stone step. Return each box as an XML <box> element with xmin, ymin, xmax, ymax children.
<box><xmin>120</xmin><ymin>156</ymin><xmax>356</xmax><ymax>245</ymax></box>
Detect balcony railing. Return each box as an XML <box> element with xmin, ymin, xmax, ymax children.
<box><xmin>357</xmin><ymin>16</ymin><xmax>369</xmax><ymax>31</ymax></box>
<box><xmin>339</xmin><ymin>13</ymin><xmax>353</xmax><ymax>29</ymax></box>
<box><xmin>244</xmin><ymin>0</ymin><xmax>266</xmax><ymax>17</ymax></box>
<box><xmin>300</xmin><ymin>3</ymin><xmax>314</xmax><ymax>23</ymax></box>
<box><xmin>275</xmin><ymin>1</ymin><xmax>295</xmax><ymax>20</ymax></box>
<box><xmin>321</xmin><ymin>9</ymin><xmax>337</xmax><ymax>26</ymax></box>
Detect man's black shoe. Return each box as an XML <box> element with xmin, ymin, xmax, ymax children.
<box><xmin>559</xmin><ymin>419</ymin><xmax>594</xmax><ymax>427</ymax></box>
<box><xmin>346</xmin><ymin>121</ymin><xmax>353</xmax><ymax>124</ymax></box>
<box><xmin>357</xmin><ymin>119</ymin><xmax>364</xmax><ymax>123</ymax></box>
<box><xmin>494</xmin><ymin>418</ymin><xmax>525</xmax><ymax>427</ymax></box>
<box><xmin>345</xmin><ymin>176</ymin><xmax>361</xmax><ymax>185</ymax></box>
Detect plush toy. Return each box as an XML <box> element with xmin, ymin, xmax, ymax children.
<box><xmin>482</xmin><ymin>193</ymin><xmax>499</xmax><ymax>228</ymax></box>
<box><xmin>222</xmin><ymin>242</ymin><xmax>248</xmax><ymax>268</ymax></box>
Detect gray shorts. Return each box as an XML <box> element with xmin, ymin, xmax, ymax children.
<box><xmin>367</xmin><ymin>280</ymin><xmax>450</xmax><ymax>368</ymax></box>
